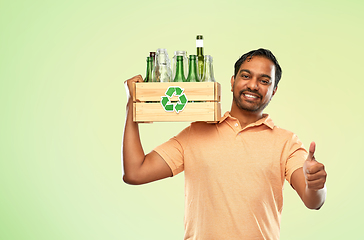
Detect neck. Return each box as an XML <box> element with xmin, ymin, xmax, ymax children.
<box><xmin>230</xmin><ymin>101</ymin><xmax>264</xmax><ymax>129</ymax></box>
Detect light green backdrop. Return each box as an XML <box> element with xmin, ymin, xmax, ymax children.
<box><xmin>1</xmin><ymin>0</ymin><xmax>363</xmax><ymax>239</ymax></box>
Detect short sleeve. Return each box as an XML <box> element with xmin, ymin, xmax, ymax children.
<box><xmin>153</xmin><ymin>126</ymin><xmax>191</xmax><ymax>176</ymax></box>
<box><xmin>285</xmin><ymin>134</ymin><xmax>308</xmax><ymax>184</ymax></box>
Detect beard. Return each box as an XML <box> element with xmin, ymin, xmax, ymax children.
<box><xmin>232</xmin><ymin>86</ymin><xmax>272</xmax><ymax>113</ymax></box>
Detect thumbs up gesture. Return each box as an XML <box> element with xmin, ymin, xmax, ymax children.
<box><xmin>303</xmin><ymin>142</ymin><xmax>327</xmax><ymax>191</ymax></box>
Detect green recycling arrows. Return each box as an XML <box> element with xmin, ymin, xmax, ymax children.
<box><xmin>160</xmin><ymin>86</ymin><xmax>188</xmax><ymax>113</ymax></box>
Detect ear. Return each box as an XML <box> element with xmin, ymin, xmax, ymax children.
<box><xmin>272</xmin><ymin>86</ymin><xmax>278</xmax><ymax>96</ymax></box>
<box><xmin>230</xmin><ymin>75</ymin><xmax>235</xmax><ymax>92</ymax></box>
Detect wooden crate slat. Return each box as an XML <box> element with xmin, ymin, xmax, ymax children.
<box><xmin>215</xmin><ymin>82</ymin><xmax>221</xmax><ymax>102</ymax></box>
<box><xmin>134</xmin><ymin>82</ymin><xmax>220</xmax><ymax>102</ymax></box>
<box><xmin>134</xmin><ymin>102</ymin><xmax>219</xmax><ymax>122</ymax></box>
<box><xmin>215</xmin><ymin>102</ymin><xmax>221</xmax><ymax>121</ymax></box>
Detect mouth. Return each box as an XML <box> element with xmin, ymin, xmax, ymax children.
<box><xmin>240</xmin><ymin>91</ymin><xmax>261</xmax><ymax>100</ymax></box>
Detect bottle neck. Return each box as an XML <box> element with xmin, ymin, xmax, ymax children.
<box><xmin>187</xmin><ymin>58</ymin><xmax>200</xmax><ymax>82</ymax></box>
<box><xmin>197</xmin><ymin>47</ymin><xmax>204</xmax><ymax>56</ymax></box>
<box><xmin>202</xmin><ymin>58</ymin><xmax>215</xmax><ymax>82</ymax></box>
<box><xmin>196</xmin><ymin>37</ymin><xmax>203</xmax><ymax>56</ymax></box>
<box><xmin>196</xmin><ymin>36</ymin><xmax>204</xmax><ymax>78</ymax></box>
<box><xmin>145</xmin><ymin>58</ymin><xmax>153</xmax><ymax>82</ymax></box>
<box><xmin>174</xmin><ymin>59</ymin><xmax>186</xmax><ymax>82</ymax></box>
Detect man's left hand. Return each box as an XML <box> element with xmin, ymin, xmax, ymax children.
<box><xmin>303</xmin><ymin>142</ymin><xmax>327</xmax><ymax>191</ymax></box>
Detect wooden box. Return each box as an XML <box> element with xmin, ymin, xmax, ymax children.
<box><xmin>133</xmin><ymin>82</ymin><xmax>221</xmax><ymax>122</ymax></box>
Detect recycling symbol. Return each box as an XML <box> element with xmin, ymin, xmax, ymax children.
<box><xmin>160</xmin><ymin>86</ymin><xmax>188</xmax><ymax>113</ymax></box>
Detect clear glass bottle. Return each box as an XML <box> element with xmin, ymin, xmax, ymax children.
<box><xmin>152</xmin><ymin>48</ymin><xmax>171</xmax><ymax>82</ymax></box>
<box><xmin>196</xmin><ymin>35</ymin><xmax>204</xmax><ymax>79</ymax></box>
<box><xmin>172</xmin><ymin>51</ymin><xmax>188</xmax><ymax>80</ymax></box>
<box><xmin>173</xmin><ymin>56</ymin><xmax>186</xmax><ymax>82</ymax></box>
<box><xmin>144</xmin><ymin>56</ymin><xmax>153</xmax><ymax>82</ymax></box>
<box><xmin>201</xmin><ymin>55</ymin><xmax>215</xmax><ymax>82</ymax></box>
<box><xmin>186</xmin><ymin>55</ymin><xmax>200</xmax><ymax>82</ymax></box>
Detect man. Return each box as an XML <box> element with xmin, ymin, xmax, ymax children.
<box><xmin>122</xmin><ymin>48</ymin><xmax>327</xmax><ymax>240</ymax></box>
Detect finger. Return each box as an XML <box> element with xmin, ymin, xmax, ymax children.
<box><xmin>305</xmin><ymin>169</ymin><xmax>327</xmax><ymax>181</ymax></box>
<box><xmin>124</xmin><ymin>75</ymin><xmax>143</xmax><ymax>84</ymax></box>
<box><xmin>307</xmin><ymin>141</ymin><xmax>316</xmax><ymax>161</ymax></box>
<box><xmin>124</xmin><ymin>75</ymin><xmax>143</xmax><ymax>96</ymax></box>
<box><xmin>306</xmin><ymin>162</ymin><xmax>325</xmax><ymax>174</ymax></box>
<box><xmin>306</xmin><ymin>178</ymin><xmax>326</xmax><ymax>190</ymax></box>
<box><xmin>135</xmin><ymin>74</ymin><xmax>143</xmax><ymax>82</ymax></box>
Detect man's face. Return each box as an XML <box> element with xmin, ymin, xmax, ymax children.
<box><xmin>231</xmin><ymin>56</ymin><xmax>277</xmax><ymax>113</ymax></box>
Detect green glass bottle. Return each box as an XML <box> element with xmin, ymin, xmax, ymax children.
<box><xmin>150</xmin><ymin>52</ymin><xmax>156</xmax><ymax>72</ymax></box>
<box><xmin>196</xmin><ymin>35</ymin><xmax>204</xmax><ymax>79</ymax></box>
<box><xmin>186</xmin><ymin>55</ymin><xmax>200</xmax><ymax>82</ymax></box>
<box><xmin>173</xmin><ymin>56</ymin><xmax>186</xmax><ymax>82</ymax></box>
<box><xmin>172</xmin><ymin>51</ymin><xmax>188</xmax><ymax>80</ymax></box>
<box><xmin>144</xmin><ymin>56</ymin><xmax>153</xmax><ymax>82</ymax></box>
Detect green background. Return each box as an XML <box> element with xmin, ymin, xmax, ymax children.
<box><xmin>1</xmin><ymin>0</ymin><xmax>363</xmax><ymax>239</ymax></box>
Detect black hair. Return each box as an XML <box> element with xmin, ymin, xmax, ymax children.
<box><xmin>234</xmin><ymin>48</ymin><xmax>282</xmax><ymax>88</ymax></box>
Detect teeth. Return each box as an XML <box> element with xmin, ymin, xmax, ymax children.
<box><xmin>244</xmin><ymin>94</ymin><xmax>258</xmax><ymax>98</ymax></box>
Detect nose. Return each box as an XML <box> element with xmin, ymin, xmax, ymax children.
<box><xmin>247</xmin><ymin>78</ymin><xmax>259</xmax><ymax>91</ymax></box>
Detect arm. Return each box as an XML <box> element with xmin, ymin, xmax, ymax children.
<box><xmin>122</xmin><ymin>75</ymin><xmax>173</xmax><ymax>185</ymax></box>
<box><xmin>290</xmin><ymin>141</ymin><xmax>327</xmax><ymax>209</ymax></box>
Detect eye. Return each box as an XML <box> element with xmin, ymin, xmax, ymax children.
<box><xmin>260</xmin><ymin>79</ymin><xmax>270</xmax><ymax>84</ymax></box>
<box><xmin>241</xmin><ymin>74</ymin><xmax>249</xmax><ymax>79</ymax></box>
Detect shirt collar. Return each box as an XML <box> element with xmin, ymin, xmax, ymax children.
<box><xmin>219</xmin><ymin>111</ymin><xmax>275</xmax><ymax>130</ymax></box>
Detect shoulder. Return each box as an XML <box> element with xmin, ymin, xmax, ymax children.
<box><xmin>191</xmin><ymin>121</ymin><xmax>217</xmax><ymax>127</ymax></box>
<box><xmin>190</xmin><ymin>121</ymin><xmax>218</xmax><ymax>132</ymax></box>
<box><xmin>272</xmin><ymin>125</ymin><xmax>298</xmax><ymax>139</ymax></box>
<box><xmin>174</xmin><ymin>121</ymin><xmax>214</xmax><ymax>140</ymax></box>
<box><xmin>271</xmin><ymin>126</ymin><xmax>307</xmax><ymax>158</ymax></box>
<box><xmin>269</xmin><ymin>125</ymin><xmax>306</xmax><ymax>150</ymax></box>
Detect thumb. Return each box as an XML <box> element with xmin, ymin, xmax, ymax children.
<box><xmin>307</xmin><ymin>141</ymin><xmax>316</xmax><ymax>161</ymax></box>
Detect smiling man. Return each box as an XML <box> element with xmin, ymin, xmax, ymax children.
<box><xmin>122</xmin><ymin>48</ymin><xmax>327</xmax><ymax>240</ymax></box>
<box><xmin>232</xmin><ymin>55</ymin><xmax>277</xmax><ymax>114</ymax></box>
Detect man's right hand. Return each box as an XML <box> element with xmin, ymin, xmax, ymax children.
<box><xmin>124</xmin><ymin>75</ymin><xmax>143</xmax><ymax>101</ymax></box>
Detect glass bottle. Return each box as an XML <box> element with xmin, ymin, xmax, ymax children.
<box><xmin>201</xmin><ymin>55</ymin><xmax>215</xmax><ymax>82</ymax></box>
<box><xmin>150</xmin><ymin>52</ymin><xmax>156</xmax><ymax>72</ymax></box>
<box><xmin>173</xmin><ymin>56</ymin><xmax>186</xmax><ymax>82</ymax></box>
<box><xmin>144</xmin><ymin>56</ymin><xmax>153</xmax><ymax>82</ymax></box>
<box><xmin>172</xmin><ymin>51</ymin><xmax>188</xmax><ymax>80</ymax></box>
<box><xmin>186</xmin><ymin>55</ymin><xmax>200</xmax><ymax>82</ymax></box>
<box><xmin>152</xmin><ymin>48</ymin><xmax>171</xmax><ymax>82</ymax></box>
<box><xmin>196</xmin><ymin>35</ymin><xmax>204</xmax><ymax>79</ymax></box>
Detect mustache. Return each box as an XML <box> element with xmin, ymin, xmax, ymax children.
<box><xmin>239</xmin><ymin>89</ymin><xmax>262</xmax><ymax>99</ymax></box>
